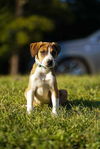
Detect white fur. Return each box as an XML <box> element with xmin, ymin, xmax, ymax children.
<box><xmin>51</xmin><ymin>92</ymin><xmax>59</xmax><ymax>115</ymax></box>
<box><xmin>26</xmin><ymin>90</ymin><xmax>34</xmax><ymax>114</ymax></box>
<box><xmin>40</xmin><ymin>47</ymin><xmax>55</xmax><ymax>68</ymax></box>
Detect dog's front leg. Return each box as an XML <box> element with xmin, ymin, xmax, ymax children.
<box><xmin>26</xmin><ymin>89</ymin><xmax>34</xmax><ymax>114</ymax></box>
<box><xmin>51</xmin><ymin>90</ymin><xmax>59</xmax><ymax>115</ymax></box>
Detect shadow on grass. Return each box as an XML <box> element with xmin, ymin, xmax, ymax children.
<box><xmin>67</xmin><ymin>99</ymin><xmax>100</xmax><ymax>110</ymax></box>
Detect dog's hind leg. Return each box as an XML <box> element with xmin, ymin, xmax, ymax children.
<box><xmin>59</xmin><ymin>89</ymin><xmax>68</xmax><ymax>106</ymax></box>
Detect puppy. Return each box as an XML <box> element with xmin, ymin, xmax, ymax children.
<box><xmin>25</xmin><ymin>42</ymin><xmax>67</xmax><ymax>115</ymax></box>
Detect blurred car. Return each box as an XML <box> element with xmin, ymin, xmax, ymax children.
<box><xmin>56</xmin><ymin>30</ymin><xmax>100</xmax><ymax>75</ymax></box>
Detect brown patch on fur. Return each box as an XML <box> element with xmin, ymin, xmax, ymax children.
<box><xmin>30</xmin><ymin>42</ymin><xmax>61</xmax><ymax>58</ymax></box>
<box><xmin>30</xmin><ymin>42</ymin><xmax>42</xmax><ymax>57</ymax></box>
<box><xmin>30</xmin><ymin>63</ymin><xmax>37</xmax><ymax>74</ymax></box>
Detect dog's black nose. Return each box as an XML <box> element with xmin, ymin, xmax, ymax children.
<box><xmin>47</xmin><ymin>60</ymin><xmax>53</xmax><ymax>67</ymax></box>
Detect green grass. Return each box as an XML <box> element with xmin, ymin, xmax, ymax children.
<box><xmin>0</xmin><ymin>75</ymin><xmax>100</xmax><ymax>149</ymax></box>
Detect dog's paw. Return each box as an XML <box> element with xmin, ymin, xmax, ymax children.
<box><xmin>27</xmin><ymin>110</ymin><xmax>32</xmax><ymax>114</ymax></box>
<box><xmin>27</xmin><ymin>106</ymin><xmax>33</xmax><ymax>114</ymax></box>
<box><xmin>51</xmin><ymin>110</ymin><xmax>58</xmax><ymax>116</ymax></box>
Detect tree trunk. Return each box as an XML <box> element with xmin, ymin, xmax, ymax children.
<box><xmin>10</xmin><ymin>0</ymin><xmax>22</xmax><ymax>75</ymax></box>
<box><xmin>9</xmin><ymin>0</ymin><xmax>28</xmax><ymax>75</ymax></box>
<box><xmin>10</xmin><ymin>53</ymin><xmax>19</xmax><ymax>75</ymax></box>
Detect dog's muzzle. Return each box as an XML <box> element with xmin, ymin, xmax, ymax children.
<box><xmin>35</xmin><ymin>58</ymin><xmax>55</xmax><ymax>69</ymax></box>
<box><xmin>47</xmin><ymin>59</ymin><xmax>53</xmax><ymax>67</ymax></box>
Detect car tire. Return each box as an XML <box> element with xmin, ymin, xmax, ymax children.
<box><xmin>56</xmin><ymin>58</ymin><xmax>90</xmax><ymax>75</ymax></box>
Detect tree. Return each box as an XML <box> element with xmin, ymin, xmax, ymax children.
<box><xmin>1</xmin><ymin>0</ymin><xmax>100</xmax><ymax>74</ymax></box>
<box><xmin>0</xmin><ymin>0</ymin><xmax>54</xmax><ymax>74</ymax></box>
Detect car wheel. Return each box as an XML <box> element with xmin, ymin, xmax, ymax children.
<box><xmin>56</xmin><ymin>58</ymin><xmax>89</xmax><ymax>75</ymax></box>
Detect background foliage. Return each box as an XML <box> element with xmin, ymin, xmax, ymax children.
<box><xmin>0</xmin><ymin>0</ymin><xmax>100</xmax><ymax>74</ymax></box>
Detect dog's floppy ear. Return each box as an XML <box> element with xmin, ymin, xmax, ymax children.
<box><xmin>30</xmin><ymin>42</ymin><xmax>42</xmax><ymax>57</ymax></box>
<box><xmin>52</xmin><ymin>42</ymin><xmax>61</xmax><ymax>55</ymax></box>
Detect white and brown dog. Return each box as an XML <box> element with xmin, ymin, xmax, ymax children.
<box><xmin>25</xmin><ymin>42</ymin><xmax>67</xmax><ymax>115</ymax></box>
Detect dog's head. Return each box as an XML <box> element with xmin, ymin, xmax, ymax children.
<box><xmin>30</xmin><ymin>42</ymin><xmax>61</xmax><ymax>68</ymax></box>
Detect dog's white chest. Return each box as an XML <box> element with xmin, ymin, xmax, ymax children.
<box><xmin>36</xmin><ymin>84</ymin><xmax>49</xmax><ymax>98</ymax></box>
<box><xmin>30</xmin><ymin>69</ymin><xmax>54</xmax><ymax>102</ymax></box>
<box><xmin>31</xmin><ymin>68</ymin><xmax>54</xmax><ymax>87</ymax></box>
<box><xmin>36</xmin><ymin>72</ymin><xmax>52</xmax><ymax>94</ymax></box>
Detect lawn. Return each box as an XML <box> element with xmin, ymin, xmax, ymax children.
<box><xmin>0</xmin><ymin>75</ymin><xmax>100</xmax><ymax>149</ymax></box>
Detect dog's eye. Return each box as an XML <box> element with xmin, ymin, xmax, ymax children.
<box><xmin>40</xmin><ymin>51</ymin><xmax>45</xmax><ymax>53</ymax></box>
<box><xmin>51</xmin><ymin>50</ymin><xmax>57</xmax><ymax>57</ymax></box>
<box><xmin>40</xmin><ymin>51</ymin><xmax>47</xmax><ymax>55</ymax></box>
